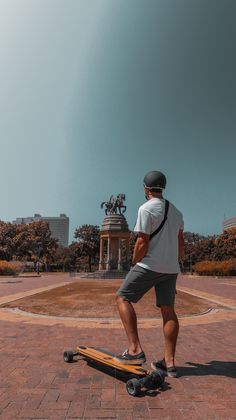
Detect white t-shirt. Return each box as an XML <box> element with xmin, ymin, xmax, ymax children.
<box><xmin>134</xmin><ymin>198</ymin><xmax>184</xmax><ymax>273</ymax></box>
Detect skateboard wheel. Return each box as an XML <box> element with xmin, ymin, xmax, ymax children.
<box><xmin>151</xmin><ymin>371</ymin><xmax>165</xmax><ymax>388</ymax></box>
<box><xmin>126</xmin><ymin>378</ymin><xmax>141</xmax><ymax>396</ymax></box>
<box><xmin>63</xmin><ymin>351</ymin><xmax>74</xmax><ymax>363</ymax></box>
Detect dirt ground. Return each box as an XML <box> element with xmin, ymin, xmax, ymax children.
<box><xmin>2</xmin><ymin>279</ymin><xmax>217</xmax><ymax>318</ymax></box>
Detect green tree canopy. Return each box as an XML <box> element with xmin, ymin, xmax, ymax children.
<box><xmin>213</xmin><ymin>228</ymin><xmax>236</xmax><ymax>260</ymax></box>
<box><xmin>74</xmin><ymin>224</ymin><xmax>100</xmax><ymax>272</ymax></box>
<box><xmin>53</xmin><ymin>243</ymin><xmax>82</xmax><ymax>271</ymax></box>
<box><xmin>0</xmin><ymin>222</ymin><xmax>18</xmax><ymax>260</ymax></box>
<box><xmin>182</xmin><ymin>228</ymin><xmax>236</xmax><ymax>271</ymax></box>
<box><xmin>0</xmin><ymin>221</ymin><xmax>58</xmax><ymax>262</ymax></box>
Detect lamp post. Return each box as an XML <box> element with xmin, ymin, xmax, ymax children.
<box><xmin>189</xmin><ymin>252</ymin><xmax>192</xmax><ymax>275</ymax></box>
<box><xmin>185</xmin><ymin>237</ymin><xmax>194</xmax><ymax>275</ymax></box>
<box><xmin>35</xmin><ymin>242</ymin><xmax>42</xmax><ymax>275</ymax></box>
<box><xmin>189</xmin><ymin>239</ymin><xmax>195</xmax><ymax>275</ymax></box>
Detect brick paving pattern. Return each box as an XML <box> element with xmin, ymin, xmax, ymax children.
<box><xmin>0</xmin><ymin>274</ymin><xmax>236</xmax><ymax>419</ymax></box>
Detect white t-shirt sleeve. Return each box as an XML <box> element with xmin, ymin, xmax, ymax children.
<box><xmin>134</xmin><ymin>208</ymin><xmax>152</xmax><ymax>235</ymax></box>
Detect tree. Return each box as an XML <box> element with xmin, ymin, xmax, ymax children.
<box><xmin>182</xmin><ymin>228</ymin><xmax>236</xmax><ymax>272</ymax></box>
<box><xmin>0</xmin><ymin>221</ymin><xmax>58</xmax><ymax>263</ymax></box>
<box><xmin>52</xmin><ymin>243</ymin><xmax>82</xmax><ymax>271</ymax></box>
<box><xmin>182</xmin><ymin>232</ymin><xmax>216</xmax><ymax>272</ymax></box>
<box><xmin>0</xmin><ymin>222</ymin><xmax>18</xmax><ymax>260</ymax></box>
<box><xmin>74</xmin><ymin>224</ymin><xmax>100</xmax><ymax>272</ymax></box>
<box><xmin>212</xmin><ymin>228</ymin><xmax>236</xmax><ymax>260</ymax></box>
<box><xmin>13</xmin><ymin>221</ymin><xmax>58</xmax><ymax>263</ymax></box>
<box><xmin>27</xmin><ymin>221</ymin><xmax>58</xmax><ymax>263</ymax></box>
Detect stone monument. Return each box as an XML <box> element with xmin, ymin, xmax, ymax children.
<box><xmin>99</xmin><ymin>194</ymin><xmax>130</xmax><ymax>275</ymax></box>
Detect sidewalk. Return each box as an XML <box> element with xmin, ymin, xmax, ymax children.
<box><xmin>178</xmin><ymin>274</ymin><xmax>236</xmax><ymax>300</ymax></box>
<box><xmin>0</xmin><ymin>273</ymin><xmax>72</xmax><ymax>298</ymax></box>
<box><xmin>0</xmin><ymin>274</ymin><xmax>235</xmax><ymax>419</ymax></box>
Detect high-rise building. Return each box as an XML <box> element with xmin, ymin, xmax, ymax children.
<box><xmin>223</xmin><ymin>216</ymin><xmax>236</xmax><ymax>231</ymax></box>
<box><xmin>13</xmin><ymin>214</ymin><xmax>69</xmax><ymax>246</ymax></box>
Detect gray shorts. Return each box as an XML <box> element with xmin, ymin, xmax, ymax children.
<box><xmin>117</xmin><ymin>265</ymin><xmax>177</xmax><ymax>307</ymax></box>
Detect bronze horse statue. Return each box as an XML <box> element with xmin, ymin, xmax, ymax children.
<box><xmin>101</xmin><ymin>194</ymin><xmax>126</xmax><ymax>215</ymax></box>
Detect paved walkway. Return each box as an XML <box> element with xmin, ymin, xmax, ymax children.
<box><xmin>0</xmin><ymin>274</ymin><xmax>236</xmax><ymax>419</ymax></box>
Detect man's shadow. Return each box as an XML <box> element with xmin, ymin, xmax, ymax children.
<box><xmin>178</xmin><ymin>361</ymin><xmax>236</xmax><ymax>378</ymax></box>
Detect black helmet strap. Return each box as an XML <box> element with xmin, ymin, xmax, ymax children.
<box><xmin>143</xmin><ymin>184</ymin><xmax>164</xmax><ymax>190</ymax></box>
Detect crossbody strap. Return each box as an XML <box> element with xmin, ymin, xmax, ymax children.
<box><xmin>149</xmin><ymin>200</ymin><xmax>169</xmax><ymax>240</ymax></box>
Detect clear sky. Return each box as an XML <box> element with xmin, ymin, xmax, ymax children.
<box><xmin>0</xmin><ymin>0</ymin><xmax>236</xmax><ymax>243</ymax></box>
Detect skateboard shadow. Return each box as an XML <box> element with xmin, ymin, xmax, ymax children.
<box><xmin>178</xmin><ymin>361</ymin><xmax>236</xmax><ymax>378</ymax></box>
<box><xmin>86</xmin><ymin>360</ymin><xmax>171</xmax><ymax>397</ymax></box>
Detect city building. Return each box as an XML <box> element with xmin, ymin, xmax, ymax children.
<box><xmin>13</xmin><ymin>214</ymin><xmax>69</xmax><ymax>246</ymax></box>
<box><xmin>223</xmin><ymin>216</ymin><xmax>236</xmax><ymax>232</ymax></box>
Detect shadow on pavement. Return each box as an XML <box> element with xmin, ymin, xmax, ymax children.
<box><xmin>85</xmin><ymin>360</ymin><xmax>171</xmax><ymax>397</ymax></box>
<box><xmin>178</xmin><ymin>361</ymin><xmax>236</xmax><ymax>378</ymax></box>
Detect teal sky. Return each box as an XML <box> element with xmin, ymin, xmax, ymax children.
<box><xmin>1</xmin><ymin>0</ymin><xmax>236</xmax><ymax>242</ymax></box>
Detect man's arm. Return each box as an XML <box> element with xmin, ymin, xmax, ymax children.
<box><xmin>178</xmin><ymin>229</ymin><xmax>184</xmax><ymax>259</ymax></box>
<box><xmin>132</xmin><ymin>232</ymin><xmax>149</xmax><ymax>265</ymax></box>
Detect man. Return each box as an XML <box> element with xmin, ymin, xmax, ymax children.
<box><xmin>115</xmin><ymin>170</ymin><xmax>184</xmax><ymax>378</ymax></box>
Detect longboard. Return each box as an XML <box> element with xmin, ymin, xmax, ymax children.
<box><xmin>63</xmin><ymin>346</ymin><xmax>166</xmax><ymax>396</ymax></box>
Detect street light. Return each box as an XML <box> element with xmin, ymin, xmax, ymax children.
<box><xmin>35</xmin><ymin>242</ymin><xmax>42</xmax><ymax>275</ymax></box>
<box><xmin>190</xmin><ymin>252</ymin><xmax>192</xmax><ymax>275</ymax></box>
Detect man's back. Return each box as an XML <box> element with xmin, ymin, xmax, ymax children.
<box><xmin>134</xmin><ymin>198</ymin><xmax>184</xmax><ymax>273</ymax></box>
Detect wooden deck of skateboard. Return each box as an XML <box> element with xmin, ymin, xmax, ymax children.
<box><xmin>76</xmin><ymin>346</ymin><xmax>148</xmax><ymax>376</ymax></box>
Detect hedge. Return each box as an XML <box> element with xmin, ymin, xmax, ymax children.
<box><xmin>0</xmin><ymin>260</ymin><xmax>23</xmax><ymax>276</ymax></box>
<box><xmin>193</xmin><ymin>260</ymin><xmax>236</xmax><ymax>276</ymax></box>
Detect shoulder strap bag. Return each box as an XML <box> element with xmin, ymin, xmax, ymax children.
<box><xmin>149</xmin><ymin>200</ymin><xmax>169</xmax><ymax>240</ymax></box>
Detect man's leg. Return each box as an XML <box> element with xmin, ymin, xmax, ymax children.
<box><xmin>160</xmin><ymin>305</ymin><xmax>179</xmax><ymax>367</ymax></box>
<box><xmin>116</xmin><ymin>295</ymin><xmax>143</xmax><ymax>355</ymax></box>
<box><xmin>116</xmin><ymin>265</ymin><xmax>157</xmax><ymax>361</ymax></box>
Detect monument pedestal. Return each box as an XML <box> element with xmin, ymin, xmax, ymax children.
<box><xmin>99</xmin><ymin>214</ymin><xmax>130</xmax><ymax>274</ymax></box>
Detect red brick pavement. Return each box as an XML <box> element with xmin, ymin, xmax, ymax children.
<box><xmin>178</xmin><ymin>274</ymin><xmax>236</xmax><ymax>300</ymax></box>
<box><xmin>0</xmin><ymin>274</ymin><xmax>236</xmax><ymax>419</ymax></box>
<box><xmin>0</xmin><ymin>274</ymin><xmax>73</xmax><ymax>298</ymax></box>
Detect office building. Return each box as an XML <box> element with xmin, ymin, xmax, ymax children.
<box><xmin>223</xmin><ymin>216</ymin><xmax>236</xmax><ymax>232</ymax></box>
<box><xmin>13</xmin><ymin>214</ymin><xmax>69</xmax><ymax>246</ymax></box>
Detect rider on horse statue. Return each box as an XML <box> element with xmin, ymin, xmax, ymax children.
<box><xmin>101</xmin><ymin>194</ymin><xmax>127</xmax><ymax>215</ymax></box>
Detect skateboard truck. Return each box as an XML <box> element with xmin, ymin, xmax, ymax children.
<box><xmin>63</xmin><ymin>346</ymin><xmax>166</xmax><ymax>396</ymax></box>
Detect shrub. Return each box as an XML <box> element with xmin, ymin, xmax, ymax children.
<box><xmin>194</xmin><ymin>260</ymin><xmax>236</xmax><ymax>276</ymax></box>
<box><xmin>0</xmin><ymin>260</ymin><xmax>23</xmax><ymax>276</ymax></box>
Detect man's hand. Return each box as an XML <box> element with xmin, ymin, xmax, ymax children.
<box><xmin>132</xmin><ymin>232</ymin><xmax>149</xmax><ymax>265</ymax></box>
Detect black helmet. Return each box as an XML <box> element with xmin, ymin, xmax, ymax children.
<box><xmin>143</xmin><ymin>171</ymin><xmax>166</xmax><ymax>190</ymax></box>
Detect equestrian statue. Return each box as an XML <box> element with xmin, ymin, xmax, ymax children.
<box><xmin>101</xmin><ymin>194</ymin><xmax>126</xmax><ymax>215</ymax></box>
